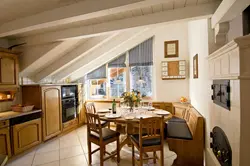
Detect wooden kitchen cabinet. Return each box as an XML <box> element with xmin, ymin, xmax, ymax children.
<box><xmin>12</xmin><ymin>118</ymin><xmax>42</xmax><ymax>155</ymax></box>
<box><xmin>0</xmin><ymin>51</ymin><xmax>18</xmax><ymax>89</ymax></box>
<box><xmin>78</xmin><ymin>84</ymin><xmax>85</xmax><ymax>124</ymax></box>
<box><xmin>41</xmin><ymin>86</ymin><xmax>62</xmax><ymax>141</ymax></box>
<box><xmin>0</xmin><ymin>127</ymin><xmax>11</xmax><ymax>157</ymax></box>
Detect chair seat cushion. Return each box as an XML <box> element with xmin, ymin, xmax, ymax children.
<box><xmin>130</xmin><ymin>134</ymin><xmax>161</xmax><ymax>147</ymax></box>
<box><xmin>167</xmin><ymin>122</ymin><xmax>193</xmax><ymax>140</ymax></box>
<box><xmin>168</xmin><ymin>116</ymin><xmax>186</xmax><ymax>123</ymax></box>
<box><xmin>90</xmin><ymin>128</ymin><xmax>120</xmax><ymax>141</ymax></box>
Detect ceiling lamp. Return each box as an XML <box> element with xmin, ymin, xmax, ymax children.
<box><xmin>137</xmin><ymin>76</ymin><xmax>145</xmax><ymax>84</ymax></box>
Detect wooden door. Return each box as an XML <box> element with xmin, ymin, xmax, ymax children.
<box><xmin>0</xmin><ymin>127</ymin><xmax>11</xmax><ymax>157</ymax></box>
<box><xmin>42</xmin><ymin>86</ymin><xmax>62</xmax><ymax>141</ymax></box>
<box><xmin>0</xmin><ymin>53</ymin><xmax>18</xmax><ymax>86</ymax></box>
<box><xmin>12</xmin><ymin>118</ymin><xmax>42</xmax><ymax>155</ymax></box>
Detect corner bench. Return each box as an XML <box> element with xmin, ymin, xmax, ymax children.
<box><xmin>167</xmin><ymin>104</ymin><xmax>204</xmax><ymax>166</ymax></box>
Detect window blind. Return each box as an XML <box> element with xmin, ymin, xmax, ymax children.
<box><xmin>129</xmin><ymin>37</ymin><xmax>153</xmax><ymax>66</ymax></box>
<box><xmin>108</xmin><ymin>53</ymin><xmax>126</xmax><ymax>68</ymax></box>
<box><xmin>86</xmin><ymin>65</ymin><xmax>106</xmax><ymax>80</ymax></box>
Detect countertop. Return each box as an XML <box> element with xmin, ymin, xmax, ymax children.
<box><xmin>0</xmin><ymin>109</ymin><xmax>42</xmax><ymax>121</ymax></box>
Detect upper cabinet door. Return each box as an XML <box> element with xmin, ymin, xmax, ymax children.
<box><xmin>0</xmin><ymin>57</ymin><xmax>15</xmax><ymax>84</ymax></box>
<box><xmin>41</xmin><ymin>86</ymin><xmax>62</xmax><ymax>141</ymax></box>
<box><xmin>0</xmin><ymin>52</ymin><xmax>18</xmax><ymax>88</ymax></box>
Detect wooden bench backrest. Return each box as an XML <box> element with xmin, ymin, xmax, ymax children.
<box><xmin>185</xmin><ymin>107</ymin><xmax>204</xmax><ymax>140</ymax></box>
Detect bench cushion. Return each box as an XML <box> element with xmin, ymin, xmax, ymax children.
<box><xmin>130</xmin><ymin>134</ymin><xmax>161</xmax><ymax>147</ymax></box>
<box><xmin>168</xmin><ymin>116</ymin><xmax>186</xmax><ymax>123</ymax></box>
<box><xmin>167</xmin><ymin>122</ymin><xmax>193</xmax><ymax>140</ymax></box>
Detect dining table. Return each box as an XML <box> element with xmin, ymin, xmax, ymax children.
<box><xmin>98</xmin><ymin>107</ymin><xmax>172</xmax><ymax>153</ymax></box>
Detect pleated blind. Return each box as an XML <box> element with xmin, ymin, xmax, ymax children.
<box><xmin>129</xmin><ymin>37</ymin><xmax>153</xmax><ymax>66</ymax></box>
<box><xmin>86</xmin><ymin>65</ymin><xmax>106</xmax><ymax>80</ymax></box>
<box><xmin>108</xmin><ymin>53</ymin><xmax>126</xmax><ymax>68</ymax></box>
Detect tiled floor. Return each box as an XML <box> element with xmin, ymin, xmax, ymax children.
<box><xmin>7</xmin><ymin>125</ymin><xmax>176</xmax><ymax>166</ymax></box>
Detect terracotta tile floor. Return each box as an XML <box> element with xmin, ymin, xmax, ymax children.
<box><xmin>6</xmin><ymin>125</ymin><xmax>176</xmax><ymax>166</ymax></box>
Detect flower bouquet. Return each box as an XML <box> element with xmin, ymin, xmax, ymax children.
<box><xmin>121</xmin><ymin>90</ymin><xmax>141</xmax><ymax>112</ymax></box>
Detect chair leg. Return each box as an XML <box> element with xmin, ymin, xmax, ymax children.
<box><xmin>160</xmin><ymin>148</ymin><xmax>164</xmax><ymax>166</ymax></box>
<box><xmin>117</xmin><ymin>136</ymin><xmax>120</xmax><ymax>163</ymax></box>
<box><xmin>132</xmin><ymin>144</ymin><xmax>135</xmax><ymax>166</ymax></box>
<box><xmin>139</xmin><ymin>151</ymin><xmax>143</xmax><ymax>166</ymax></box>
<box><xmin>88</xmin><ymin>141</ymin><xmax>92</xmax><ymax>165</ymax></box>
<box><xmin>153</xmin><ymin>151</ymin><xmax>156</xmax><ymax>163</ymax></box>
<box><xmin>100</xmin><ymin>145</ymin><xmax>104</xmax><ymax>166</ymax></box>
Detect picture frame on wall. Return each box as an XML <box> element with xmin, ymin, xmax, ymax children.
<box><xmin>164</xmin><ymin>40</ymin><xmax>179</xmax><ymax>58</ymax></box>
<box><xmin>193</xmin><ymin>54</ymin><xmax>198</xmax><ymax>79</ymax></box>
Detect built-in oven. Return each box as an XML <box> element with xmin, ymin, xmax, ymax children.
<box><xmin>62</xmin><ymin>98</ymin><xmax>77</xmax><ymax>123</ymax></box>
<box><xmin>61</xmin><ymin>85</ymin><xmax>77</xmax><ymax>99</ymax></box>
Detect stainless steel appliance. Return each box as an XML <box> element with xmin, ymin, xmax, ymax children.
<box><xmin>61</xmin><ymin>85</ymin><xmax>78</xmax><ymax>123</ymax></box>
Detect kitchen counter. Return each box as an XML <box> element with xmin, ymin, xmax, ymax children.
<box><xmin>0</xmin><ymin>109</ymin><xmax>42</xmax><ymax>121</ymax></box>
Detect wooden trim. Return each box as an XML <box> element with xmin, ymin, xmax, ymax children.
<box><xmin>164</xmin><ymin>40</ymin><xmax>179</xmax><ymax>58</ymax></box>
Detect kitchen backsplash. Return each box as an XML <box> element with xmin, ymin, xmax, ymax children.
<box><xmin>0</xmin><ymin>91</ymin><xmax>21</xmax><ymax>112</ymax></box>
<box><xmin>0</xmin><ymin>101</ymin><xmax>13</xmax><ymax>112</ymax></box>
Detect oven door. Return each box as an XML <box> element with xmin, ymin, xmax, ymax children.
<box><xmin>62</xmin><ymin>99</ymin><xmax>77</xmax><ymax>123</ymax></box>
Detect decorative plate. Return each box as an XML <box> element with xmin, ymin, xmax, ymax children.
<box><xmin>105</xmin><ymin>114</ymin><xmax>121</xmax><ymax>119</ymax></box>
<box><xmin>135</xmin><ymin>114</ymin><xmax>152</xmax><ymax>119</ymax></box>
<box><xmin>154</xmin><ymin>110</ymin><xmax>170</xmax><ymax>115</ymax></box>
<box><xmin>97</xmin><ymin>109</ymin><xmax>111</xmax><ymax>113</ymax></box>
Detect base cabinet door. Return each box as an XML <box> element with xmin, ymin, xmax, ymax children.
<box><xmin>0</xmin><ymin>127</ymin><xmax>11</xmax><ymax>157</ymax></box>
<box><xmin>42</xmin><ymin>86</ymin><xmax>62</xmax><ymax>141</ymax></box>
<box><xmin>12</xmin><ymin>118</ymin><xmax>42</xmax><ymax>155</ymax></box>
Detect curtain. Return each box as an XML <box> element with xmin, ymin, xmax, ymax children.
<box><xmin>86</xmin><ymin>65</ymin><xmax>106</xmax><ymax>80</ymax></box>
<box><xmin>108</xmin><ymin>53</ymin><xmax>126</xmax><ymax>68</ymax></box>
<box><xmin>129</xmin><ymin>37</ymin><xmax>153</xmax><ymax>66</ymax></box>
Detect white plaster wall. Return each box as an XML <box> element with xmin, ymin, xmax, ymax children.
<box><xmin>188</xmin><ymin>19</ymin><xmax>241</xmax><ymax>166</ymax></box>
<box><xmin>188</xmin><ymin>18</ymin><xmax>213</xmax><ymax>157</ymax></box>
<box><xmin>228</xmin><ymin>14</ymin><xmax>243</xmax><ymax>42</ymax></box>
<box><xmin>153</xmin><ymin>22</ymin><xmax>189</xmax><ymax>102</ymax></box>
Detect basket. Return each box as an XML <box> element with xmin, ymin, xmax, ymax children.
<box><xmin>11</xmin><ymin>105</ymin><xmax>34</xmax><ymax>112</ymax></box>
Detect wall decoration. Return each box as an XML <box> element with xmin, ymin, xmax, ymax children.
<box><xmin>161</xmin><ymin>60</ymin><xmax>186</xmax><ymax>80</ymax></box>
<box><xmin>164</xmin><ymin>40</ymin><xmax>179</xmax><ymax>58</ymax></box>
<box><xmin>193</xmin><ymin>54</ymin><xmax>198</xmax><ymax>78</ymax></box>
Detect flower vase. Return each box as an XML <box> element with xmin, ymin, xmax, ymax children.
<box><xmin>129</xmin><ymin>102</ymin><xmax>134</xmax><ymax>112</ymax></box>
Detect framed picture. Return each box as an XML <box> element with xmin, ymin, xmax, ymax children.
<box><xmin>193</xmin><ymin>54</ymin><xmax>198</xmax><ymax>78</ymax></box>
<box><xmin>164</xmin><ymin>40</ymin><xmax>179</xmax><ymax>58</ymax></box>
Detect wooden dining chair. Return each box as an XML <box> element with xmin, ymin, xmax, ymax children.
<box><xmin>130</xmin><ymin>117</ymin><xmax>165</xmax><ymax>166</ymax></box>
<box><xmin>85</xmin><ymin>112</ymin><xmax>120</xmax><ymax>166</ymax></box>
<box><xmin>85</xmin><ymin>102</ymin><xmax>110</xmax><ymax>128</ymax></box>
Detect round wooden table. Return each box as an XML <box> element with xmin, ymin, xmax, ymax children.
<box><xmin>99</xmin><ymin>108</ymin><xmax>172</xmax><ymax>153</ymax></box>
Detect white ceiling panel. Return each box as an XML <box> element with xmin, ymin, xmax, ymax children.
<box><xmin>152</xmin><ymin>4</ymin><xmax>163</xmax><ymax>13</ymax></box>
<box><xmin>174</xmin><ymin>0</ymin><xmax>186</xmax><ymax>9</ymax></box>
<box><xmin>186</xmin><ymin>0</ymin><xmax>198</xmax><ymax>6</ymax></box>
<box><xmin>162</xmin><ymin>1</ymin><xmax>174</xmax><ymax>10</ymax></box>
<box><xmin>132</xmin><ymin>9</ymin><xmax>143</xmax><ymax>17</ymax></box>
<box><xmin>141</xmin><ymin>6</ymin><xmax>153</xmax><ymax>15</ymax></box>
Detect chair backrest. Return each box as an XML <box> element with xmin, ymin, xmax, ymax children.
<box><xmin>85</xmin><ymin>111</ymin><xmax>102</xmax><ymax>137</ymax></box>
<box><xmin>85</xmin><ymin>102</ymin><xmax>97</xmax><ymax>114</ymax></box>
<box><xmin>139</xmin><ymin>117</ymin><xmax>164</xmax><ymax>147</ymax></box>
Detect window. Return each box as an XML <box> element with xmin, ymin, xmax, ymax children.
<box><xmin>81</xmin><ymin>37</ymin><xmax>153</xmax><ymax>100</ymax></box>
<box><xmin>88</xmin><ymin>79</ymin><xmax>107</xmax><ymax>99</ymax></box>
<box><xmin>130</xmin><ymin>66</ymin><xmax>153</xmax><ymax>98</ymax></box>
<box><xmin>86</xmin><ymin>65</ymin><xmax>107</xmax><ymax>99</ymax></box>
<box><xmin>108</xmin><ymin>68</ymin><xmax>126</xmax><ymax>98</ymax></box>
